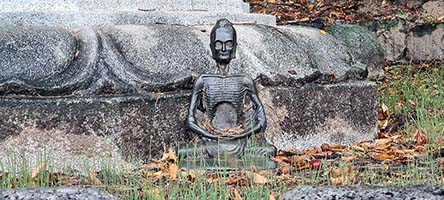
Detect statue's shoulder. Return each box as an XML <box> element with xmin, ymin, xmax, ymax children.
<box><xmin>234</xmin><ymin>74</ymin><xmax>254</xmax><ymax>85</ymax></box>
<box><xmin>197</xmin><ymin>74</ymin><xmax>253</xmax><ymax>84</ymax></box>
<box><xmin>199</xmin><ymin>74</ymin><xmax>222</xmax><ymax>78</ymax></box>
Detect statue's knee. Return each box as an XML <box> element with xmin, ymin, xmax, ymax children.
<box><xmin>178</xmin><ymin>146</ymin><xmax>206</xmax><ymax>158</ymax></box>
<box><xmin>253</xmin><ymin>146</ymin><xmax>276</xmax><ymax>157</ymax></box>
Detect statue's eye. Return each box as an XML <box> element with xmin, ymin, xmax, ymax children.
<box><xmin>215</xmin><ymin>42</ymin><xmax>223</xmax><ymax>49</ymax></box>
<box><xmin>225</xmin><ymin>41</ymin><xmax>233</xmax><ymax>48</ymax></box>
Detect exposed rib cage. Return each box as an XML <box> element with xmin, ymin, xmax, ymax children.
<box><xmin>202</xmin><ymin>75</ymin><xmax>248</xmax><ymax>120</ymax></box>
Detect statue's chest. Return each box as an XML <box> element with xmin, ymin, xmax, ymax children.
<box><xmin>202</xmin><ymin>77</ymin><xmax>246</xmax><ymax>107</ymax></box>
<box><xmin>200</xmin><ymin>76</ymin><xmax>250</xmax><ymax>130</ymax></box>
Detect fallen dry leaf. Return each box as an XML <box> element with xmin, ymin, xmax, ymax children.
<box><xmin>351</xmin><ymin>145</ymin><xmax>366</xmax><ymax>152</ymax></box>
<box><xmin>233</xmin><ymin>188</ymin><xmax>243</xmax><ymax>200</ymax></box>
<box><xmin>329</xmin><ymin>166</ymin><xmax>355</xmax><ymax>185</ymax></box>
<box><xmin>321</xmin><ymin>143</ymin><xmax>330</xmax><ymax>151</ymax></box>
<box><xmin>140</xmin><ymin>162</ymin><xmax>160</xmax><ymax>170</ymax></box>
<box><xmin>246</xmin><ymin>171</ymin><xmax>269</xmax><ymax>185</ymax></box>
<box><xmin>303</xmin><ymin>147</ymin><xmax>322</xmax><ymax>155</ymax></box>
<box><xmin>378</xmin><ymin>104</ymin><xmax>390</xmax><ymax>130</ymax></box>
<box><xmin>140</xmin><ymin>188</ymin><xmax>164</xmax><ymax>200</ymax></box>
<box><xmin>145</xmin><ymin>171</ymin><xmax>163</xmax><ymax>179</ymax></box>
<box><xmin>269</xmin><ymin>191</ymin><xmax>276</xmax><ymax>200</ymax></box>
<box><xmin>392</xmin><ymin>149</ymin><xmax>415</xmax><ymax>154</ymax></box>
<box><xmin>274</xmin><ymin>156</ymin><xmax>292</xmax><ymax>163</ymax></box>
<box><xmin>183</xmin><ymin>169</ymin><xmax>206</xmax><ymax>178</ymax></box>
<box><xmin>168</xmin><ymin>163</ymin><xmax>179</xmax><ymax>180</ymax></box>
<box><xmin>207</xmin><ymin>174</ymin><xmax>219</xmax><ymax>184</ymax></box>
<box><xmin>415</xmin><ymin>145</ymin><xmax>426</xmax><ymax>153</ymax></box>
<box><xmin>437</xmin><ymin>135</ymin><xmax>444</xmax><ymax>146</ymax></box>
<box><xmin>258</xmin><ymin>170</ymin><xmax>273</xmax><ymax>177</ymax></box>
<box><xmin>342</xmin><ymin>156</ymin><xmax>356</xmax><ymax>162</ymax></box>
<box><xmin>89</xmin><ymin>172</ymin><xmax>102</xmax><ymax>185</ymax></box>
<box><xmin>278</xmin><ymin>165</ymin><xmax>291</xmax><ymax>175</ymax></box>
<box><xmin>378</xmin><ymin>104</ymin><xmax>389</xmax><ymax>120</ymax></box>
<box><xmin>292</xmin><ymin>156</ymin><xmax>310</xmax><ymax>171</ymax></box>
<box><xmin>359</xmin><ymin>141</ymin><xmax>374</xmax><ymax>147</ymax></box>
<box><xmin>374</xmin><ymin>144</ymin><xmax>391</xmax><ymax>151</ymax></box>
<box><xmin>159</xmin><ymin>148</ymin><xmax>177</xmax><ymax>163</ymax></box>
<box><xmin>329</xmin><ymin>144</ymin><xmax>347</xmax><ymax>150</ymax></box>
<box><xmin>31</xmin><ymin>161</ymin><xmax>47</xmax><ymax>179</ymax></box>
<box><xmin>373</xmin><ymin>153</ymin><xmax>395</xmax><ymax>160</ymax></box>
<box><xmin>374</xmin><ymin>138</ymin><xmax>392</xmax><ymax>146</ymax></box>
<box><xmin>416</xmin><ymin>130</ymin><xmax>428</xmax><ymax>146</ymax></box>
<box><xmin>226</xmin><ymin>177</ymin><xmax>239</xmax><ymax>186</ymax></box>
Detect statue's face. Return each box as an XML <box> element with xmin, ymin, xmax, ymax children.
<box><xmin>210</xmin><ymin>21</ymin><xmax>237</xmax><ymax>65</ymax></box>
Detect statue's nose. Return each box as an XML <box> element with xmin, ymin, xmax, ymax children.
<box><xmin>221</xmin><ymin>43</ymin><xmax>226</xmax><ymax>52</ymax></box>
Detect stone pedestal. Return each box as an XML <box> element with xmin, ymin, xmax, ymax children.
<box><xmin>0</xmin><ymin>1</ymin><xmax>381</xmax><ymax>168</ymax></box>
<box><xmin>0</xmin><ymin>0</ymin><xmax>276</xmax><ymax>26</ymax></box>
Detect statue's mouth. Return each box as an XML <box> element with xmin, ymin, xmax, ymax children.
<box><xmin>217</xmin><ymin>53</ymin><xmax>230</xmax><ymax>58</ymax></box>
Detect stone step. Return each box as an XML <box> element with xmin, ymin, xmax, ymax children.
<box><xmin>0</xmin><ymin>0</ymin><xmax>251</xmax><ymax>13</ymax></box>
<box><xmin>0</xmin><ymin>10</ymin><xmax>276</xmax><ymax>26</ymax></box>
<box><xmin>0</xmin><ymin>82</ymin><xmax>376</xmax><ymax>160</ymax></box>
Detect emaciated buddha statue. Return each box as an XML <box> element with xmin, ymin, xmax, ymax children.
<box><xmin>178</xmin><ymin>19</ymin><xmax>276</xmax><ymax>169</ymax></box>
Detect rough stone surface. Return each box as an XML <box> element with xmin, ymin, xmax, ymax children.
<box><xmin>361</xmin><ymin>20</ymin><xmax>444</xmax><ymax>63</ymax></box>
<box><xmin>407</xmin><ymin>23</ymin><xmax>444</xmax><ymax>61</ymax></box>
<box><xmin>0</xmin><ymin>82</ymin><xmax>377</xmax><ymax>161</ymax></box>
<box><xmin>327</xmin><ymin>24</ymin><xmax>385</xmax><ymax>79</ymax></box>
<box><xmin>282</xmin><ymin>185</ymin><xmax>444</xmax><ymax>200</ymax></box>
<box><xmin>0</xmin><ymin>187</ymin><xmax>119</xmax><ymax>200</ymax></box>
<box><xmin>0</xmin><ymin>0</ymin><xmax>276</xmax><ymax>26</ymax></box>
<box><xmin>0</xmin><ymin>11</ymin><xmax>276</xmax><ymax>27</ymax></box>
<box><xmin>0</xmin><ymin>127</ymin><xmax>134</xmax><ymax>172</ymax></box>
<box><xmin>260</xmin><ymin>81</ymin><xmax>377</xmax><ymax>150</ymax></box>
<box><xmin>361</xmin><ymin>20</ymin><xmax>407</xmax><ymax>62</ymax></box>
<box><xmin>422</xmin><ymin>0</ymin><xmax>444</xmax><ymax>19</ymax></box>
<box><xmin>0</xmin><ymin>0</ymin><xmax>250</xmax><ymax>13</ymax></box>
<box><xmin>0</xmin><ymin>94</ymin><xmax>189</xmax><ymax>161</ymax></box>
<box><xmin>0</xmin><ymin>25</ymin><xmax>370</xmax><ymax>96</ymax></box>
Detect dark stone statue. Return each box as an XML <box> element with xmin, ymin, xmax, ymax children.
<box><xmin>178</xmin><ymin>19</ymin><xmax>276</xmax><ymax>169</ymax></box>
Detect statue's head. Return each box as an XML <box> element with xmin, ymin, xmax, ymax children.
<box><xmin>210</xmin><ymin>19</ymin><xmax>237</xmax><ymax>66</ymax></box>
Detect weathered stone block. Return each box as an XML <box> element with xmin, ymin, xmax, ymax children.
<box><xmin>261</xmin><ymin>81</ymin><xmax>377</xmax><ymax>150</ymax></box>
<box><xmin>0</xmin><ymin>187</ymin><xmax>119</xmax><ymax>200</ymax></box>
<box><xmin>0</xmin><ymin>94</ymin><xmax>189</xmax><ymax>161</ymax></box>
<box><xmin>0</xmin><ymin>82</ymin><xmax>377</xmax><ymax>164</ymax></box>
<box><xmin>407</xmin><ymin>24</ymin><xmax>444</xmax><ymax>61</ymax></box>
<box><xmin>327</xmin><ymin>25</ymin><xmax>385</xmax><ymax>79</ymax></box>
<box><xmin>365</xmin><ymin>20</ymin><xmax>407</xmax><ymax>62</ymax></box>
<box><xmin>361</xmin><ymin>20</ymin><xmax>444</xmax><ymax>63</ymax></box>
<box><xmin>283</xmin><ymin>185</ymin><xmax>444</xmax><ymax>200</ymax></box>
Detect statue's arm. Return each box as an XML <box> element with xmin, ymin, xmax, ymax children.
<box><xmin>187</xmin><ymin>77</ymin><xmax>220</xmax><ymax>140</ymax></box>
<box><xmin>242</xmin><ymin>77</ymin><xmax>267</xmax><ymax>136</ymax></box>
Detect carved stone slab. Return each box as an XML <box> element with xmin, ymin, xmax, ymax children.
<box><xmin>0</xmin><ymin>24</ymin><xmax>379</xmax><ymax>162</ymax></box>
<box><xmin>0</xmin><ymin>25</ymin><xmax>369</xmax><ymax>96</ymax></box>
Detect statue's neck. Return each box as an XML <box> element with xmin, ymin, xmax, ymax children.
<box><xmin>216</xmin><ymin>63</ymin><xmax>230</xmax><ymax>75</ymax></box>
